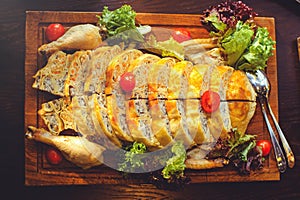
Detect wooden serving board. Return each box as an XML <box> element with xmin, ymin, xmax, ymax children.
<box><xmin>24</xmin><ymin>11</ymin><xmax>279</xmax><ymax>186</ymax></box>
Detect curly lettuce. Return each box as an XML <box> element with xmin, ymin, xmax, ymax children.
<box><xmin>118</xmin><ymin>142</ymin><xmax>147</xmax><ymax>172</ymax></box>
<box><xmin>235</xmin><ymin>27</ymin><xmax>276</xmax><ymax>71</ymax></box>
<box><xmin>97</xmin><ymin>5</ymin><xmax>144</xmax><ymax>44</ymax></box>
<box><xmin>220</xmin><ymin>21</ymin><xmax>254</xmax><ymax>66</ymax></box>
<box><xmin>162</xmin><ymin>141</ymin><xmax>186</xmax><ymax>179</ymax></box>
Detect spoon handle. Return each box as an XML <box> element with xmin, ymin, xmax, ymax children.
<box><xmin>259</xmin><ymin>97</ymin><xmax>287</xmax><ymax>173</ymax></box>
<box><xmin>266</xmin><ymin>100</ymin><xmax>295</xmax><ymax>168</ymax></box>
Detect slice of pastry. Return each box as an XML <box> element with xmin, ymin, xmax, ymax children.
<box><xmin>125</xmin><ymin>54</ymin><xmax>161</xmax><ymax>148</ymax></box>
<box><xmin>226</xmin><ymin>69</ymin><xmax>257</xmax><ymax>101</ymax></box>
<box><xmin>105</xmin><ymin>49</ymin><xmax>144</xmax><ymax>142</ymax></box>
<box><xmin>84</xmin><ymin>45</ymin><xmax>123</xmax><ymax>94</ymax></box>
<box><xmin>71</xmin><ymin>95</ymin><xmax>97</xmax><ymax>137</ymax></box>
<box><xmin>165</xmin><ymin>61</ymin><xmax>195</xmax><ymax>147</ymax></box>
<box><xmin>185</xmin><ymin>64</ymin><xmax>212</xmax><ymax>144</ymax></box>
<box><xmin>88</xmin><ymin>93</ymin><xmax>122</xmax><ymax>148</ymax></box>
<box><xmin>148</xmin><ymin>57</ymin><xmax>177</xmax><ymax>147</ymax></box>
<box><xmin>199</xmin><ymin>65</ymin><xmax>234</xmax><ymax>140</ymax></box>
<box><xmin>38</xmin><ymin>97</ymin><xmax>74</xmax><ymax>135</ymax></box>
<box><xmin>32</xmin><ymin>51</ymin><xmax>73</xmax><ymax>97</ymax></box>
<box><xmin>228</xmin><ymin>101</ymin><xmax>257</xmax><ymax>135</ymax></box>
<box><xmin>70</xmin><ymin>95</ymin><xmax>118</xmax><ymax>149</ymax></box>
<box><xmin>64</xmin><ymin>50</ymin><xmax>92</xmax><ymax>96</ymax></box>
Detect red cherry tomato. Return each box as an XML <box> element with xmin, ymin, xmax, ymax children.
<box><xmin>46</xmin><ymin>146</ymin><xmax>63</xmax><ymax>165</ymax></box>
<box><xmin>45</xmin><ymin>23</ymin><xmax>65</xmax><ymax>42</ymax></box>
<box><xmin>171</xmin><ymin>28</ymin><xmax>192</xmax><ymax>43</ymax></box>
<box><xmin>257</xmin><ymin>140</ymin><xmax>272</xmax><ymax>156</ymax></box>
<box><xmin>200</xmin><ymin>90</ymin><xmax>221</xmax><ymax>113</ymax></box>
<box><xmin>120</xmin><ymin>72</ymin><xmax>136</xmax><ymax>93</ymax></box>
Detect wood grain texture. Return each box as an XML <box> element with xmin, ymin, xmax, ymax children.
<box><xmin>24</xmin><ymin>12</ymin><xmax>279</xmax><ymax>186</ymax></box>
<box><xmin>1</xmin><ymin>0</ymin><xmax>300</xmax><ymax>199</ymax></box>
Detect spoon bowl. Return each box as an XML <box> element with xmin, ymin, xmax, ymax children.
<box><xmin>246</xmin><ymin>70</ymin><xmax>295</xmax><ymax>170</ymax></box>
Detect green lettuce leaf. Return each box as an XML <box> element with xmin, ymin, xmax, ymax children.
<box><xmin>144</xmin><ymin>35</ymin><xmax>185</xmax><ymax>60</ymax></box>
<box><xmin>235</xmin><ymin>27</ymin><xmax>275</xmax><ymax>71</ymax></box>
<box><xmin>204</xmin><ymin>11</ymin><xmax>227</xmax><ymax>32</ymax></box>
<box><xmin>162</xmin><ymin>141</ymin><xmax>186</xmax><ymax>179</ymax></box>
<box><xmin>118</xmin><ymin>142</ymin><xmax>147</xmax><ymax>172</ymax></box>
<box><xmin>220</xmin><ymin>21</ymin><xmax>254</xmax><ymax>66</ymax></box>
<box><xmin>97</xmin><ymin>5</ymin><xmax>144</xmax><ymax>44</ymax></box>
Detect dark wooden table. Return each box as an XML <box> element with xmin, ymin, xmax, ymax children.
<box><xmin>1</xmin><ymin>0</ymin><xmax>299</xmax><ymax>199</ymax></box>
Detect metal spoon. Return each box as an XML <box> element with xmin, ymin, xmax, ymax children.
<box><xmin>246</xmin><ymin>70</ymin><xmax>294</xmax><ymax>173</ymax></box>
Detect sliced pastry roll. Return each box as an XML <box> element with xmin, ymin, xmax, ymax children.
<box><xmin>105</xmin><ymin>49</ymin><xmax>143</xmax><ymax>142</ymax></box>
<box><xmin>84</xmin><ymin>45</ymin><xmax>123</xmax><ymax>94</ymax></box>
<box><xmin>88</xmin><ymin>93</ymin><xmax>122</xmax><ymax>148</ymax></box>
<box><xmin>200</xmin><ymin>65</ymin><xmax>234</xmax><ymax>140</ymax></box>
<box><xmin>38</xmin><ymin>97</ymin><xmax>74</xmax><ymax>135</ymax></box>
<box><xmin>69</xmin><ymin>95</ymin><xmax>118</xmax><ymax>149</ymax></box>
<box><xmin>125</xmin><ymin>54</ymin><xmax>161</xmax><ymax>148</ymax></box>
<box><xmin>32</xmin><ymin>51</ymin><xmax>73</xmax><ymax>97</ymax></box>
<box><xmin>64</xmin><ymin>50</ymin><xmax>92</xmax><ymax>96</ymax></box>
<box><xmin>165</xmin><ymin>61</ymin><xmax>195</xmax><ymax>147</ymax></box>
<box><xmin>185</xmin><ymin>64</ymin><xmax>212</xmax><ymax>144</ymax></box>
<box><xmin>148</xmin><ymin>57</ymin><xmax>177</xmax><ymax>147</ymax></box>
<box><xmin>70</xmin><ymin>95</ymin><xmax>97</xmax><ymax>137</ymax></box>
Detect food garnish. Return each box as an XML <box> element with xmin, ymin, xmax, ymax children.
<box><xmin>201</xmin><ymin>0</ymin><xmax>257</xmax><ymax>33</ymax></box>
<box><xmin>144</xmin><ymin>35</ymin><xmax>185</xmax><ymax>60</ymax></box>
<box><xmin>200</xmin><ymin>90</ymin><xmax>221</xmax><ymax>113</ymax></box>
<box><xmin>120</xmin><ymin>72</ymin><xmax>136</xmax><ymax>93</ymax></box>
<box><xmin>257</xmin><ymin>139</ymin><xmax>271</xmax><ymax>157</ymax></box>
<box><xmin>171</xmin><ymin>28</ymin><xmax>192</xmax><ymax>43</ymax></box>
<box><xmin>118</xmin><ymin>142</ymin><xmax>147</xmax><ymax>172</ymax></box>
<box><xmin>208</xmin><ymin>128</ymin><xmax>264</xmax><ymax>174</ymax></box>
<box><xmin>45</xmin><ymin>23</ymin><xmax>66</xmax><ymax>42</ymax></box>
<box><xmin>201</xmin><ymin>0</ymin><xmax>275</xmax><ymax>72</ymax></box>
<box><xmin>235</xmin><ymin>27</ymin><xmax>276</xmax><ymax>71</ymax></box>
<box><xmin>220</xmin><ymin>21</ymin><xmax>254</xmax><ymax>66</ymax></box>
<box><xmin>97</xmin><ymin>5</ymin><xmax>145</xmax><ymax>44</ymax></box>
<box><xmin>46</xmin><ymin>146</ymin><xmax>63</xmax><ymax>165</ymax></box>
<box><xmin>161</xmin><ymin>141</ymin><xmax>186</xmax><ymax>179</ymax></box>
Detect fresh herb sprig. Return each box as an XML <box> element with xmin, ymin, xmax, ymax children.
<box><xmin>97</xmin><ymin>5</ymin><xmax>144</xmax><ymax>44</ymax></box>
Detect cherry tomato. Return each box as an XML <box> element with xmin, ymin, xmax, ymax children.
<box><xmin>200</xmin><ymin>90</ymin><xmax>221</xmax><ymax>113</ymax></box>
<box><xmin>45</xmin><ymin>23</ymin><xmax>65</xmax><ymax>42</ymax></box>
<box><xmin>171</xmin><ymin>28</ymin><xmax>192</xmax><ymax>43</ymax></box>
<box><xmin>257</xmin><ymin>140</ymin><xmax>272</xmax><ymax>156</ymax></box>
<box><xmin>120</xmin><ymin>72</ymin><xmax>136</xmax><ymax>93</ymax></box>
<box><xmin>46</xmin><ymin>146</ymin><xmax>63</xmax><ymax>165</ymax></box>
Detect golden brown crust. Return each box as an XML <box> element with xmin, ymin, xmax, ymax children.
<box><xmin>148</xmin><ymin>57</ymin><xmax>177</xmax><ymax>147</ymax></box>
<box><xmin>228</xmin><ymin>101</ymin><xmax>257</xmax><ymax>135</ymax></box>
<box><xmin>32</xmin><ymin>51</ymin><xmax>70</xmax><ymax>97</ymax></box>
<box><xmin>125</xmin><ymin>54</ymin><xmax>161</xmax><ymax>148</ymax></box>
<box><xmin>185</xmin><ymin>65</ymin><xmax>209</xmax><ymax>144</ymax></box>
<box><xmin>226</xmin><ymin>70</ymin><xmax>257</xmax><ymax>101</ymax></box>
<box><xmin>89</xmin><ymin>94</ymin><xmax>123</xmax><ymax>148</ymax></box>
<box><xmin>166</xmin><ymin>61</ymin><xmax>195</xmax><ymax>147</ymax></box>
<box><xmin>84</xmin><ymin>45</ymin><xmax>123</xmax><ymax>94</ymax></box>
<box><xmin>105</xmin><ymin>49</ymin><xmax>143</xmax><ymax>94</ymax></box>
<box><xmin>185</xmin><ymin>158</ymin><xmax>226</xmax><ymax>169</ymax></box>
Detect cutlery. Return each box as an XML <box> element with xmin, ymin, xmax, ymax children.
<box><xmin>246</xmin><ymin>70</ymin><xmax>294</xmax><ymax>172</ymax></box>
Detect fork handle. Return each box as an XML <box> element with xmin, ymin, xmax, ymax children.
<box><xmin>266</xmin><ymin>100</ymin><xmax>295</xmax><ymax>168</ymax></box>
<box><xmin>259</xmin><ymin>97</ymin><xmax>287</xmax><ymax>173</ymax></box>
